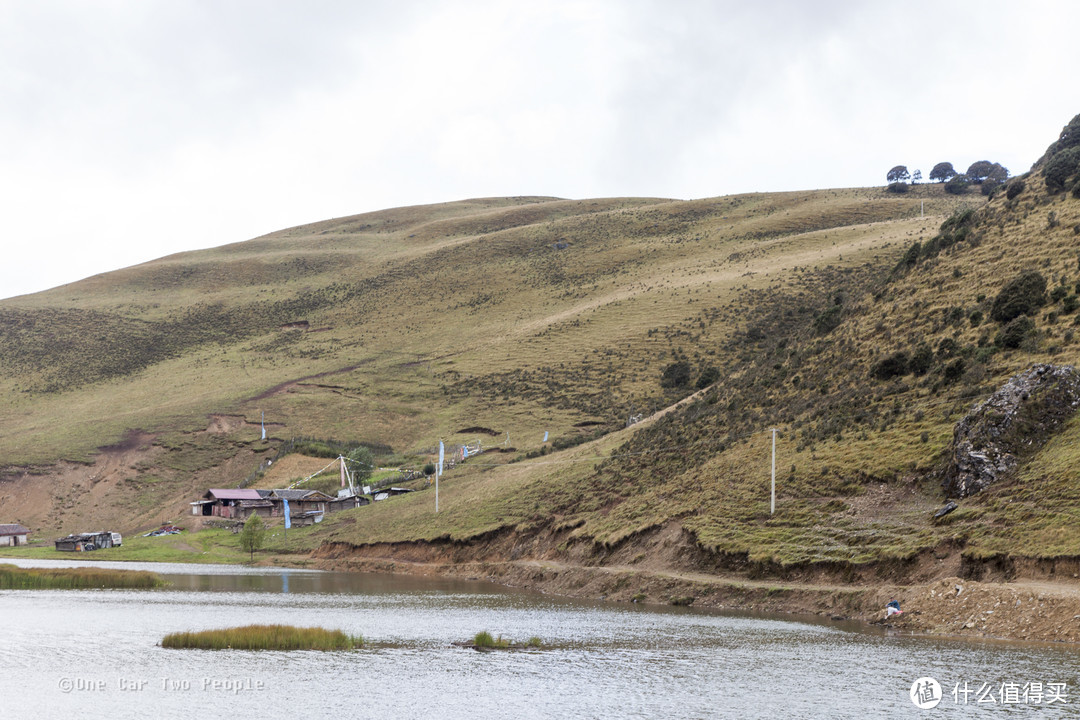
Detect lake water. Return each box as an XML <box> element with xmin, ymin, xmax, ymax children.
<box><xmin>1</xmin><ymin>558</ymin><xmax>1077</xmax><ymax>718</ymax></box>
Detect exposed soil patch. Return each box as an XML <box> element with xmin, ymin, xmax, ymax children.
<box><xmin>98</xmin><ymin>429</ymin><xmax>155</xmax><ymax>454</ymax></box>
<box><xmin>206</xmin><ymin>415</ymin><xmax>247</xmax><ymax>435</ymax></box>
<box><xmin>310</xmin><ymin>519</ymin><xmax>1080</xmax><ymax>644</ymax></box>
<box><xmin>247</xmin><ymin>364</ymin><xmax>367</xmax><ymax>403</ymax></box>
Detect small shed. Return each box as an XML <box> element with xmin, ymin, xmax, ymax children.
<box><xmin>372</xmin><ymin>487</ymin><xmax>415</xmax><ymax>502</ymax></box>
<box><xmin>0</xmin><ymin>523</ymin><xmax>30</xmax><ymax>547</ymax></box>
<box><xmin>54</xmin><ymin>531</ymin><xmax>115</xmax><ymax>552</ymax></box>
<box><xmin>327</xmin><ymin>493</ymin><xmax>370</xmax><ymax>512</ymax></box>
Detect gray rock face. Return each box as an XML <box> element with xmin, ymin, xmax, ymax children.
<box><xmin>944</xmin><ymin>364</ymin><xmax>1080</xmax><ymax>498</ymax></box>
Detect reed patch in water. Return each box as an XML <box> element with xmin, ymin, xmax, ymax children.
<box><xmin>0</xmin><ymin>564</ymin><xmax>163</xmax><ymax>589</ymax></box>
<box><xmin>161</xmin><ymin>624</ymin><xmax>363</xmax><ymax>651</ymax></box>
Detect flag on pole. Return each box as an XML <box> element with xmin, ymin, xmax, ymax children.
<box><xmin>283</xmin><ymin>498</ymin><xmax>291</xmax><ymax>529</ymax></box>
<box><xmin>543</xmin><ymin>431</ymin><xmax>549</xmax><ymax>442</ymax></box>
<box><xmin>438</xmin><ymin>440</ymin><xmax>445</xmax><ymax>477</ymax></box>
<box><xmin>261</xmin><ymin>411</ymin><xmax>266</xmax><ymax>440</ymax></box>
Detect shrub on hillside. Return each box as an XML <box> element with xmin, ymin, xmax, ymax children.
<box><xmin>995</xmin><ymin>316</ymin><xmax>1036</xmax><ymax>349</ymax></box>
<box><xmin>871</xmin><ymin>351</ymin><xmax>909</xmax><ymax>380</ymax></box>
<box><xmin>1043</xmin><ymin>146</ymin><xmax>1080</xmax><ymax>193</ymax></box>
<box><xmin>813</xmin><ymin>305</ymin><xmax>843</xmax><ymax>334</ymax></box>
<box><xmin>1005</xmin><ymin>177</ymin><xmax>1026</xmax><ymax>200</ymax></box>
<box><xmin>942</xmin><ymin>358</ymin><xmax>966</xmax><ymax>384</ymax></box>
<box><xmin>944</xmin><ymin>175</ymin><xmax>970</xmax><ymax>194</ymax></box>
<box><xmin>696</xmin><ymin>365</ymin><xmax>720</xmax><ymax>389</ymax></box>
<box><xmin>909</xmin><ymin>343</ymin><xmax>933</xmax><ymax>376</ymax></box>
<box><xmin>886</xmin><ymin>182</ymin><xmax>909</xmax><ymax>194</ymax></box>
<box><xmin>990</xmin><ymin>271</ymin><xmax>1047</xmax><ymax>323</ymax></box>
<box><xmin>660</xmin><ymin>360</ymin><xmax>692</xmax><ymax>389</ymax></box>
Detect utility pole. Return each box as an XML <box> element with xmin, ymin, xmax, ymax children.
<box><xmin>770</xmin><ymin>428</ymin><xmax>777</xmax><ymax>515</ymax></box>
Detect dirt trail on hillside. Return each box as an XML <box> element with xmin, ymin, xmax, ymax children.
<box><xmin>311</xmin><ymin>536</ymin><xmax>1080</xmax><ymax>645</ymax></box>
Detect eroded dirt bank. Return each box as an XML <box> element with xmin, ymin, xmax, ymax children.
<box><xmin>310</xmin><ymin>521</ymin><xmax>1080</xmax><ymax>644</ymax></box>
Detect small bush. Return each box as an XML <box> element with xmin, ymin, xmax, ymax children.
<box><xmin>944</xmin><ymin>175</ymin><xmax>970</xmax><ymax>194</ymax></box>
<box><xmin>473</xmin><ymin>631</ymin><xmax>510</xmax><ymax>649</ymax></box>
<box><xmin>696</xmin><ymin>365</ymin><xmax>720</xmax><ymax>389</ymax></box>
<box><xmin>909</xmin><ymin>344</ymin><xmax>933</xmax><ymax>376</ymax></box>
<box><xmin>936</xmin><ymin>337</ymin><xmax>959</xmax><ymax>358</ymax></box>
<box><xmin>886</xmin><ymin>182</ymin><xmax>909</xmax><ymax>194</ymax></box>
<box><xmin>813</xmin><ymin>305</ymin><xmax>843</xmax><ymax>334</ymax></box>
<box><xmin>995</xmin><ymin>316</ymin><xmax>1036</xmax><ymax>349</ymax></box>
<box><xmin>1064</xmin><ymin>295</ymin><xmax>1079</xmax><ymax>314</ymax></box>
<box><xmin>660</xmin><ymin>360</ymin><xmax>692</xmax><ymax>388</ymax></box>
<box><xmin>1043</xmin><ymin>146</ymin><xmax>1080</xmax><ymax>193</ymax></box>
<box><xmin>1005</xmin><ymin>178</ymin><xmax>1026</xmax><ymax>200</ymax></box>
<box><xmin>872</xmin><ymin>352</ymin><xmax>909</xmax><ymax>380</ymax></box>
<box><xmin>895</xmin><ymin>241</ymin><xmax>921</xmax><ymax>273</ymax></box>
<box><xmin>969</xmin><ymin>310</ymin><xmax>983</xmax><ymax>327</ymax></box>
<box><xmin>990</xmin><ymin>271</ymin><xmax>1047</xmax><ymax>323</ymax></box>
<box><xmin>942</xmin><ymin>358</ymin><xmax>966</xmax><ymax>383</ymax></box>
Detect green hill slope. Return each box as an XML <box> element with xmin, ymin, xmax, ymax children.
<box><xmin>2</xmin><ymin>116</ymin><xmax>1078</xmax><ymax>585</ymax></box>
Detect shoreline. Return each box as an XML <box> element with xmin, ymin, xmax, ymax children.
<box><xmin>309</xmin><ymin>544</ymin><xmax>1080</xmax><ymax>646</ymax></box>
<box><xmin>5</xmin><ymin>540</ymin><xmax>1079</xmax><ymax>645</ymax></box>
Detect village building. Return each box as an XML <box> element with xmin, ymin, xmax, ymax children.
<box><xmin>191</xmin><ymin>489</ymin><xmax>274</xmax><ymax>519</ymax></box>
<box><xmin>372</xmin><ymin>487</ymin><xmax>415</xmax><ymax>501</ymax></box>
<box><xmin>193</xmin><ymin>487</ymin><xmax>371</xmax><ymax>520</ymax></box>
<box><xmin>0</xmin><ymin>523</ymin><xmax>30</xmax><ymax>547</ymax></box>
<box><xmin>54</xmin><ymin>531</ymin><xmax>118</xmax><ymax>552</ymax></box>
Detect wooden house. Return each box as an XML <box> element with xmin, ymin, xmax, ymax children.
<box><xmin>0</xmin><ymin>523</ymin><xmax>30</xmax><ymax>547</ymax></box>
<box><xmin>328</xmin><ymin>493</ymin><xmax>370</xmax><ymax>512</ymax></box>
<box><xmin>192</xmin><ymin>489</ymin><xmax>273</xmax><ymax>519</ymax></box>
<box><xmin>265</xmin><ymin>489</ymin><xmax>336</xmax><ymax>516</ymax></box>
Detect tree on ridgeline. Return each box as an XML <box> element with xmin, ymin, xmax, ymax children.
<box><xmin>886</xmin><ymin>165</ymin><xmax>910</xmax><ymax>184</ymax></box>
<box><xmin>929</xmin><ymin>162</ymin><xmax>957</xmax><ymax>183</ymax></box>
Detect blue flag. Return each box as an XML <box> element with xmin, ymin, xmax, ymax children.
<box><xmin>438</xmin><ymin>440</ymin><xmax>445</xmax><ymax>476</ymax></box>
<box><xmin>283</xmin><ymin>498</ymin><xmax>291</xmax><ymax>529</ymax></box>
<box><xmin>543</xmin><ymin>431</ymin><xmax>549</xmax><ymax>442</ymax></box>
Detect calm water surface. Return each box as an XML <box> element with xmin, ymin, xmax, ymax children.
<box><xmin>0</xmin><ymin>558</ymin><xmax>1077</xmax><ymax>719</ymax></box>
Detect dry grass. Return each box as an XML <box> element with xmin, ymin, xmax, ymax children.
<box><xmin>161</xmin><ymin>624</ymin><xmax>362</xmax><ymax>651</ymax></box>
<box><xmin>0</xmin><ymin>563</ymin><xmax>164</xmax><ymax>589</ymax></box>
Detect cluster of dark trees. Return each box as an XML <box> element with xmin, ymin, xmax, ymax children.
<box><xmin>886</xmin><ymin>160</ymin><xmax>1009</xmax><ymax>196</ymax></box>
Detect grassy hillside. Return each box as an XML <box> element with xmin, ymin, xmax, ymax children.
<box><xmin>2</xmin><ymin>115</ymin><xmax>1078</xmax><ymax>576</ymax></box>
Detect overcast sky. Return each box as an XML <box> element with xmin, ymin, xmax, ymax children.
<box><xmin>1</xmin><ymin>0</ymin><xmax>1078</xmax><ymax>300</ymax></box>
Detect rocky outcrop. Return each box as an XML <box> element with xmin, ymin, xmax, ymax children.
<box><xmin>944</xmin><ymin>364</ymin><xmax>1080</xmax><ymax>498</ymax></box>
